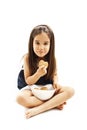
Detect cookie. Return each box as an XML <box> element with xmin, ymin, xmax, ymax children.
<box><xmin>40</xmin><ymin>87</ymin><xmax>48</xmax><ymax>90</ymax></box>
<box><xmin>38</xmin><ymin>60</ymin><xmax>48</xmax><ymax>68</ymax></box>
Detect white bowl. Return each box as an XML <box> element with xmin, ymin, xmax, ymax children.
<box><xmin>31</xmin><ymin>84</ymin><xmax>56</xmax><ymax>100</ymax></box>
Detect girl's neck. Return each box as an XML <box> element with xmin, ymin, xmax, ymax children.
<box><xmin>38</xmin><ymin>57</ymin><xmax>45</xmax><ymax>61</ymax></box>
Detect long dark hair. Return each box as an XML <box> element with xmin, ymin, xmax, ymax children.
<box><xmin>28</xmin><ymin>25</ymin><xmax>56</xmax><ymax>80</ymax></box>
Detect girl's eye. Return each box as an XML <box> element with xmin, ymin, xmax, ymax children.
<box><xmin>44</xmin><ymin>42</ymin><xmax>49</xmax><ymax>45</ymax></box>
<box><xmin>35</xmin><ymin>41</ymin><xmax>40</xmax><ymax>45</ymax></box>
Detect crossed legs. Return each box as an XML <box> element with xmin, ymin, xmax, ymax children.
<box><xmin>16</xmin><ymin>86</ymin><xmax>74</xmax><ymax>118</ymax></box>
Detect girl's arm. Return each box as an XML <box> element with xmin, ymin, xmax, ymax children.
<box><xmin>53</xmin><ymin>58</ymin><xmax>58</xmax><ymax>85</ymax></box>
<box><xmin>53</xmin><ymin>68</ymin><xmax>58</xmax><ymax>86</ymax></box>
<box><xmin>53</xmin><ymin>68</ymin><xmax>61</xmax><ymax>91</ymax></box>
<box><xmin>23</xmin><ymin>54</ymin><xmax>47</xmax><ymax>85</ymax></box>
<box><xmin>53</xmin><ymin>73</ymin><xmax>61</xmax><ymax>91</ymax></box>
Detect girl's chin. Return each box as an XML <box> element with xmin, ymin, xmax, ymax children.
<box><xmin>37</xmin><ymin>54</ymin><xmax>45</xmax><ymax>58</ymax></box>
<box><xmin>38</xmin><ymin>56</ymin><xmax>44</xmax><ymax>58</ymax></box>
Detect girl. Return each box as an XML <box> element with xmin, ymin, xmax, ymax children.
<box><xmin>16</xmin><ymin>25</ymin><xmax>74</xmax><ymax>119</ymax></box>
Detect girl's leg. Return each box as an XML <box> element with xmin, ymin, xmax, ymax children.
<box><xmin>16</xmin><ymin>87</ymin><xmax>66</xmax><ymax>109</ymax></box>
<box><xmin>25</xmin><ymin>86</ymin><xmax>74</xmax><ymax>118</ymax></box>
<box><xmin>16</xmin><ymin>89</ymin><xmax>44</xmax><ymax>107</ymax></box>
<box><xmin>56</xmin><ymin>101</ymin><xmax>67</xmax><ymax>110</ymax></box>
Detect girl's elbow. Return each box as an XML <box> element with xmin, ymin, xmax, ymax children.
<box><xmin>25</xmin><ymin>78</ymin><xmax>32</xmax><ymax>85</ymax></box>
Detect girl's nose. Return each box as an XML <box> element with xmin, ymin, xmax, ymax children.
<box><xmin>39</xmin><ymin>45</ymin><xmax>44</xmax><ymax>50</ymax></box>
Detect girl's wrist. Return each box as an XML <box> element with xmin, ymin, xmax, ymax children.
<box><xmin>36</xmin><ymin>71</ymin><xmax>41</xmax><ymax>79</ymax></box>
<box><xmin>53</xmin><ymin>80</ymin><xmax>58</xmax><ymax>84</ymax></box>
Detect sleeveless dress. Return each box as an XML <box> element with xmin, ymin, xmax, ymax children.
<box><xmin>17</xmin><ymin>70</ymin><xmax>53</xmax><ymax>89</ymax></box>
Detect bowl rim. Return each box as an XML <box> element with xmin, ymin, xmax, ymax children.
<box><xmin>31</xmin><ymin>85</ymin><xmax>56</xmax><ymax>100</ymax></box>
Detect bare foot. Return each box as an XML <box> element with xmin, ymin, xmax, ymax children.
<box><xmin>56</xmin><ymin>102</ymin><xmax>66</xmax><ymax>110</ymax></box>
<box><xmin>25</xmin><ymin>107</ymin><xmax>40</xmax><ymax>119</ymax></box>
<box><xmin>25</xmin><ymin>109</ymin><xmax>34</xmax><ymax>119</ymax></box>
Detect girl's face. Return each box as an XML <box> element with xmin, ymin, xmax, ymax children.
<box><xmin>33</xmin><ymin>32</ymin><xmax>50</xmax><ymax>58</ymax></box>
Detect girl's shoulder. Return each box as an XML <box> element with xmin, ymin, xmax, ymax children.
<box><xmin>23</xmin><ymin>53</ymin><xmax>29</xmax><ymax>61</ymax></box>
<box><xmin>21</xmin><ymin>53</ymin><xmax>29</xmax><ymax>66</ymax></box>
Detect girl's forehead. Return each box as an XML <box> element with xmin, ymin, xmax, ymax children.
<box><xmin>34</xmin><ymin>32</ymin><xmax>50</xmax><ymax>41</ymax></box>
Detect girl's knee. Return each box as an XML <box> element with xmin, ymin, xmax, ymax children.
<box><xmin>16</xmin><ymin>94</ymin><xmax>24</xmax><ymax>104</ymax></box>
<box><xmin>66</xmin><ymin>87</ymin><xmax>75</xmax><ymax>98</ymax></box>
<box><xmin>16</xmin><ymin>94</ymin><xmax>29</xmax><ymax>107</ymax></box>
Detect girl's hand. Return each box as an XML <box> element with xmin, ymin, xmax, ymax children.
<box><xmin>37</xmin><ymin>65</ymin><xmax>47</xmax><ymax>77</ymax></box>
<box><xmin>53</xmin><ymin>83</ymin><xmax>61</xmax><ymax>93</ymax></box>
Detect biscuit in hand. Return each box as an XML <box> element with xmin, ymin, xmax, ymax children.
<box><xmin>38</xmin><ymin>60</ymin><xmax>48</xmax><ymax>68</ymax></box>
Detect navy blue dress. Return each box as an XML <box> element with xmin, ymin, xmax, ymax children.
<box><xmin>17</xmin><ymin>70</ymin><xmax>53</xmax><ymax>89</ymax></box>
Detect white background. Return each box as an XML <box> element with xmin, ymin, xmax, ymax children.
<box><xmin>0</xmin><ymin>0</ymin><xmax>87</xmax><ymax>129</ymax></box>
